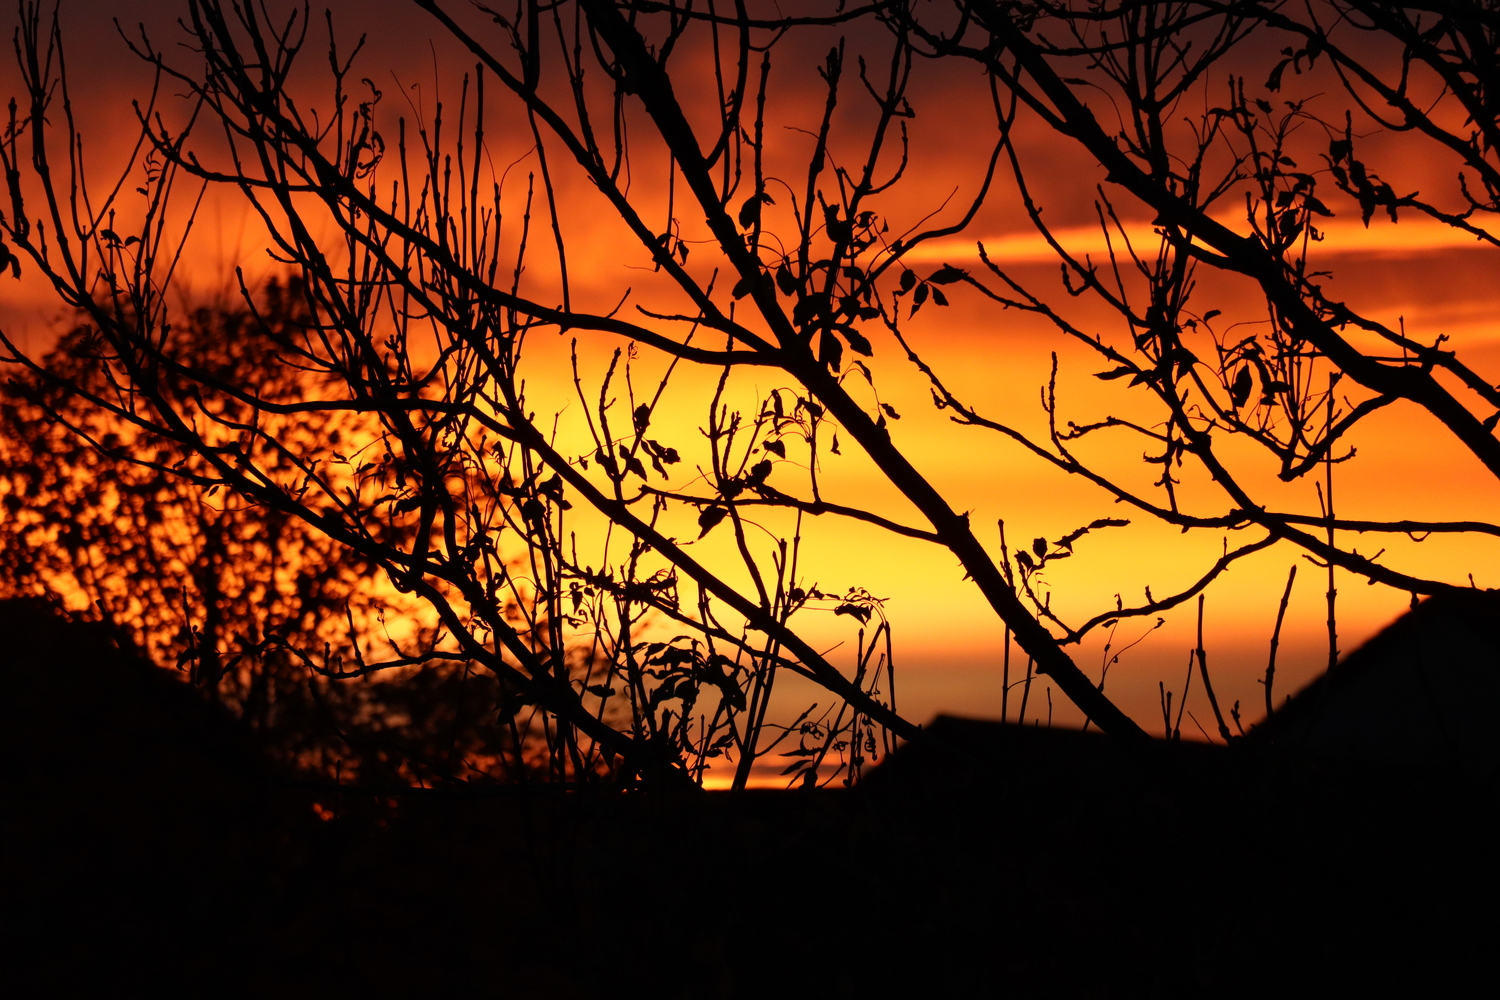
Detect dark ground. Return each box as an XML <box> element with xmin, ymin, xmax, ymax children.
<box><xmin>3</xmin><ymin>606</ymin><xmax>1495</xmax><ymax>998</ymax></box>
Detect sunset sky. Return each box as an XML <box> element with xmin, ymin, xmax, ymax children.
<box><xmin>4</xmin><ymin>0</ymin><xmax>1497</xmax><ymax>753</ymax></box>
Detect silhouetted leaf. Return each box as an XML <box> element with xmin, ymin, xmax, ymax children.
<box><xmin>738</xmin><ymin>191</ymin><xmax>774</xmax><ymax>229</ymax></box>
<box><xmin>1304</xmin><ymin>195</ymin><xmax>1334</xmax><ymax>217</ymax></box>
<box><xmin>648</xmin><ymin>440</ymin><xmax>680</xmax><ymax>464</ymax></box>
<box><xmin>696</xmin><ymin>505</ymin><xmax>728</xmax><ymax>538</ymax></box>
<box><xmin>776</xmin><ymin>263</ymin><xmax>798</xmax><ymax>296</ymax></box>
<box><xmin>1231</xmin><ymin>367</ymin><xmax>1253</xmax><ymax>408</ymax></box>
<box><xmin>819</xmin><ymin>329</ymin><xmax>843</xmax><ymax>371</ymax></box>
<box><xmin>833</xmin><ymin>603</ymin><xmax>872</xmax><ymax>623</ymax></box>
<box><xmin>840</xmin><ymin>326</ymin><xmax>873</xmax><ymax>356</ymax></box>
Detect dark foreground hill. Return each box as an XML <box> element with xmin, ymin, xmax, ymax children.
<box><xmin>2</xmin><ymin>601</ymin><xmax>1494</xmax><ymax>997</ymax></box>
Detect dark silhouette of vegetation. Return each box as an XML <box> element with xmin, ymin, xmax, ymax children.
<box><xmin>2</xmin><ymin>0</ymin><xmax>1498</xmax><ymax>786</ymax></box>
<box><xmin>0</xmin><ymin>284</ymin><xmax>556</xmax><ymax>784</ymax></box>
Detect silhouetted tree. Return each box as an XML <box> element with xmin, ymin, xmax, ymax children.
<box><xmin>0</xmin><ymin>281</ymin><xmax>572</xmax><ymax>784</ymax></box>
<box><xmin>4</xmin><ymin>0</ymin><xmax>1496</xmax><ymax>782</ymax></box>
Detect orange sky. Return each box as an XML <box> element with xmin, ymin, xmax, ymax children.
<box><xmin>3</xmin><ymin>1</ymin><xmax>1497</xmax><ymax>748</ymax></box>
